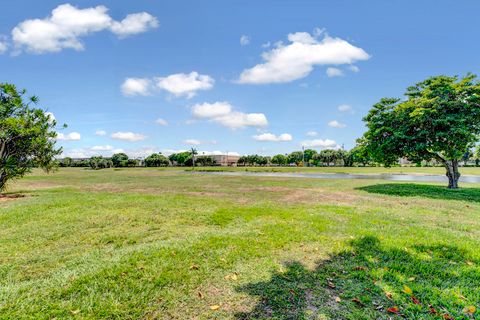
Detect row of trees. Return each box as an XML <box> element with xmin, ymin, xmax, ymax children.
<box><xmin>58</xmin><ymin>143</ymin><xmax>480</xmax><ymax>171</ymax></box>
<box><xmin>238</xmin><ymin>147</ymin><xmax>372</xmax><ymax>167</ymax></box>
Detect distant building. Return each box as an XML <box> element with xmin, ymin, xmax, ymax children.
<box><xmin>212</xmin><ymin>154</ymin><xmax>240</xmax><ymax>166</ymax></box>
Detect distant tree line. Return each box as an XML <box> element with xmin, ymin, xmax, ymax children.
<box><xmin>57</xmin><ymin>143</ymin><xmax>480</xmax><ymax>171</ymax></box>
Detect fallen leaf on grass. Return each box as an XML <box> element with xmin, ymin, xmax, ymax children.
<box><xmin>403</xmin><ymin>285</ymin><xmax>413</xmax><ymax>295</ymax></box>
<box><xmin>429</xmin><ymin>305</ymin><xmax>438</xmax><ymax>315</ymax></box>
<box><xmin>210</xmin><ymin>305</ymin><xmax>220</xmax><ymax>311</ymax></box>
<box><xmin>327</xmin><ymin>281</ymin><xmax>336</xmax><ymax>289</ymax></box>
<box><xmin>334</xmin><ymin>297</ymin><xmax>341</xmax><ymax>302</ymax></box>
<box><xmin>442</xmin><ymin>314</ymin><xmax>453</xmax><ymax>320</ymax></box>
<box><xmin>352</xmin><ymin>297</ymin><xmax>365</xmax><ymax>307</ymax></box>
<box><xmin>408</xmin><ymin>277</ymin><xmax>416</xmax><ymax>281</ymax></box>
<box><xmin>411</xmin><ymin>296</ymin><xmax>421</xmax><ymax>305</ymax></box>
<box><xmin>385</xmin><ymin>292</ymin><xmax>393</xmax><ymax>300</ymax></box>
<box><xmin>197</xmin><ymin>291</ymin><xmax>203</xmax><ymax>299</ymax></box>
<box><xmin>70</xmin><ymin>310</ymin><xmax>80</xmax><ymax>315</ymax></box>
<box><xmin>463</xmin><ymin>306</ymin><xmax>476</xmax><ymax>314</ymax></box>
<box><xmin>190</xmin><ymin>265</ymin><xmax>199</xmax><ymax>270</ymax></box>
<box><xmin>353</xmin><ymin>266</ymin><xmax>367</xmax><ymax>271</ymax></box>
<box><xmin>387</xmin><ymin>306</ymin><xmax>400</xmax><ymax>314</ymax></box>
<box><xmin>224</xmin><ymin>273</ymin><xmax>238</xmax><ymax>281</ymax></box>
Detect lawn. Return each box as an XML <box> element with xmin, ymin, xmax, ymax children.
<box><xmin>0</xmin><ymin>168</ymin><xmax>479</xmax><ymax>319</ymax></box>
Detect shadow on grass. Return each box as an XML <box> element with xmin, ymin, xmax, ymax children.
<box><xmin>236</xmin><ymin>237</ymin><xmax>479</xmax><ymax>319</ymax></box>
<box><xmin>357</xmin><ymin>183</ymin><xmax>480</xmax><ymax>203</ymax></box>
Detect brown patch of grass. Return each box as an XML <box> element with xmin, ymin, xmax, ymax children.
<box><xmin>0</xmin><ymin>193</ymin><xmax>26</xmax><ymax>202</ymax></box>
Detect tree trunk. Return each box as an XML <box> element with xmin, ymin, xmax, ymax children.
<box><xmin>444</xmin><ymin>160</ymin><xmax>460</xmax><ymax>189</ymax></box>
<box><xmin>0</xmin><ymin>171</ymin><xmax>7</xmax><ymax>193</ymax></box>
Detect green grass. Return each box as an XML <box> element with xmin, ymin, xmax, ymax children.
<box><xmin>0</xmin><ymin>168</ymin><xmax>479</xmax><ymax>319</ymax></box>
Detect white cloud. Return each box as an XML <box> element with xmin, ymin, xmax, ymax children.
<box><xmin>306</xmin><ymin>131</ymin><xmax>318</xmax><ymax>137</ymax></box>
<box><xmin>238</xmin><ymin>30</ymin><xmax>370</xmax><ymax>84</ymax></box>
<box><xmin>261</xmin><ymin>41</ymin><xmax>271</xmax><ymax>48</ymax></box>
<box><xmin>253</xmin><ymin>133</ymin><xmax>292</xmax><ymax>142</ymax></box>
<box><xmin>57</xmin><ymin>132</ymin><xmax>81</xmax><ymax>141</ymax></box>
<box><xmin>0</xmin><ymin>37</ymin><xmax>8</xmax><ymax>54</ymax></box>
<box><xmin>155</xmin><ymin>72</ymin><xmax>214</xmax><ymax>98</ymax></box>
<box><xmin>240</xmin><ymin>35</ymin><xmax>250</xmax><ymax>46</ymax></box>
<box><xmin>155</xmin><ymin>118</ymin><xmax>168</xmax><ymax>126</ymax></box>
<box><xmin>349</xmin><ymin>65</ymin><xmax>360</xmax><ymax>72</ymax></box>
<box><xmin>110</xmin><ymin>131</ymin><xmax>146</xmax><ymax>142</ymax></box>
<box><xmin>45</xmin><ymin>112</ymin><xmax>56</xmax><ymax>124</ymax></box>
<box><xmin>338</xmin><ymin>104</ymin><xmax>353</xmax><ymax>113</ymax></box>
<box><xmin>302</xmin><ymin>139</ymin><xmax>339</xmax><ymax>149</ymax></box>
<box><xmin>90</xmin><ymin>145</ymin><xmax>114</xmax><ymax>151</ymax></box>
<box><xmin>183</xmin><ymin>139</ymin><xmax>201</xmax><ymax>145</ymax></box>
<box><xmin>328</xmin><ymin>120</ymin><xmax>346</xmax><ymax>128</ymax></box>
<box><xmin>191</xmin><ymin>101</ymin><xmax>268</xmax><ymax>129</ymax></box>
<box><xmin>11</xmin><ymin>4</ymin><xmax>158</xmax><ymax>54</ymax></box>
<box><xmin>121</xmin><ymin>78</ymin><xmax>151</xmax><ymax>96</ymax></box>
<box><xmin>95</xmin><ymin>130</ymin><xmax>106</xmax><ymax>136</ymax></box>
<box><xmin>110</xmin><ymin>12</ymin><xmax>159</xmax><ymax>38</ymax></box>
<box><xmin>326</xmin><ymin>67</ymin><xmax>344</xmax><ymax>77</ymax></box>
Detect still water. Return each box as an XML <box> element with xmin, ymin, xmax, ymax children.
<box><xmin>195</xmin><ymin>171</ymin><xmax>480</xmax><ymax>184</ymax></box>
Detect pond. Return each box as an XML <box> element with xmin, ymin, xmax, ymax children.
<box><xmin>193</xmin><ymin>171</ymin><xmax>480</xmax><ymax>183</ymax></box>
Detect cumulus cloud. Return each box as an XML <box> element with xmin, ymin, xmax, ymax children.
<box><xmin>240</xmin><ymin>35</ymin><xmax>250</xmax><ymax>46</ymax></box>
<box><xmin>302</xmin><ymin>139</ymin><xmax>339</xmax><ymax>149</ymax></box>
<box><xmin>0</xmin><ymin>37</ymin><xmax>8</xmax><ymax>54</ymax></box>
<box><xmin>328</xmin><ymin>120</ymin><xmax>346</xmax><ymax>128</ymax></box>
<box><xmin>253</xmin><ymin>133</ymin><xmax>292</xmax><ymax>142</ymax></box>
<box><xmin>326</xmin><ymin>67</ymin><xmax>344</xmax><ymax>77</ymax></box>
<box><xmin>238</xmin><ymin>30</ymin><xmax>370</xmax><ymax>84</ymax></box>
<box><xmin>155</xmin><ymin>72</ymin><xmax>214</xmax><ymax>98</ymax></box>
<box><xmin>110</xmin><ymin>12</ymin><xmax>159</xmax><ymax>38</ymax></box>
<box><xmin>338</xmin><ymin>104</ymin><xmax>353</xmax><ymax>113</ymax></box>
<box><xmin>155</xmin><ymin>118</ymin><xmax>168</xmax><ymax>126</ymax></box>
<box><xmin>90</xmin><ymin>145</ymin><xmax>114</xmax><ymax>151</ymax></box>
<box><xmin>121</xmin><ymin>78</ymin><xmax>151</xmax><ymax>96</ymax></box>
<box><xmin>95</xmin><ymin>130</ymin><xmax>106</xmax><ymax>136</ymax></box>
<box><xmin>191</xmin><ymin>101</ymin><xmax>268</xmax><ymax>129</ymax></box>
<box><xmin>45</xmin><ymin>112</ymin><xmax>56</xmax><ymax>124</ymax></box>
<box><xmin>306</xmin><ymin>131</ymin><xmax>318</xmax><ymax>137</ymax></box>
<box><xmin>110</xmin><ymin>131</ymin><xmax>146</xmax><ymax>142</ymax></box>
<box><xmin>57</xmin><ymin>132</ymin><xmax>81</xmax><ymax>141</ymax></box>
<box><xmin>11</xmin><ymin>4</ymin><xmax>158</xmax><ymax>54</ymax></box>
<box><xmin>183</xmin><ymin>139</ymin><xmax>201</xmax><ymax>145</ymax></box>
<box><xmin>349</xmin><ymin>65</ymin><xmax>360</xmax><ymax>72</ymax></box>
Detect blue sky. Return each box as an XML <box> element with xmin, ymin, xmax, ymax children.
<box><xmin>1</xmin><ymin>0</ymin><xmax>479</xmax><ymax>158</ymax></box>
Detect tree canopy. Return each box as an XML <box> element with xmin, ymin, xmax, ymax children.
<box><xmin>0</xmin><ymin>83</ymin><xmax>62</xmax><ymax>192</ymax></box>
<box><xmin>145</xmin><ymin>153</ymin><xmax>169</xmax><ymax>167</ymax></box>
<box><xmin>362</xmin><ymin>74</ymin><xmax>480</xmax><ymax>188</ymax></box>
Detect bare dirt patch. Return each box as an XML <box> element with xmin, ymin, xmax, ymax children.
<box><xmin>0</xmin><ymin>194</ymin><xmax>26</xmax><ymax>202</ymax></box>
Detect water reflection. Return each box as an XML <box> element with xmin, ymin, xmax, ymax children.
<box><xmin>195</xmin><ymin>171</ymin><xmax>480</xmax><ymax>183</ymax></box>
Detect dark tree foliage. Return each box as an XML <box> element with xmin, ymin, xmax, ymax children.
<box><xmin>362</xmin><ymin>74</ymin><xmax>480</xmax><ymax>188</ymax></box>
<box><xmin>145</xmin><ymin>153</ymin><xmax>169</xmax><ymax>167</ymax></box>
<box><xmin>0</xmin><ymin>83</ymin><xmax>62</xmax><ymax>192</ymax></box>
<box><xmin>111</xmin><ymin>153</ymin><xmax>129</xmax><ymax>167</ymax></box>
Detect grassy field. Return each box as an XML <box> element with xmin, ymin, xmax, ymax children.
<box><xmin>0</xmin><ymin>168</ymin><xmax>479</xmax><ymax>319</ymax></box>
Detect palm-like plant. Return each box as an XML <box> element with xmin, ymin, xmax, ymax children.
<box><xmin>190</xmin><ymin>148</ymin><xmax>198</xmax><ymax>169</ymax></box>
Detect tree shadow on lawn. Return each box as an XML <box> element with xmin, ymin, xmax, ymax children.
<box><xmin>236</xmin><ymin>237</ymin><xmax>479</xmax><ymax>319</ymax></box>
<box><xmin>357</xmin><ymin>183</ymin><xmax>480</xmax><ymax>203</ymax></box>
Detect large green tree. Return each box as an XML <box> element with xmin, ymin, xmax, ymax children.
<box><xmin>145</xmin><ymin>153</ymin><xmax>169</xmax><ymax>167</ymax></box>
<box><xmin>362</xmin><ymin>74</ymin><xmax>480</xmax><ymax>188</ymax></box>
<box><xmin>111</xmin><ymin>153</ymin><xmax>129</xmax><ymax>167</ymax></box>
<box><xmin>0</xmin><ymin>83</ymin><xmax>62</xmax><ymax>192</ymax></box>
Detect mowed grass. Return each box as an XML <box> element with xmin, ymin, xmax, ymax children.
<box><xmin>0</xmin><ymin>168</ymin><xmax>479</xmax><ymax>319</ymax></box>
